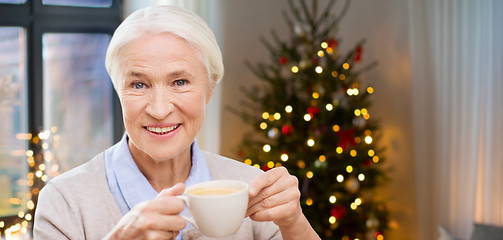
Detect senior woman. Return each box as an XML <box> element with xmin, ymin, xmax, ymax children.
<box><xmin>34</xmin><ymin>5</ymin><xmax>319</xmax><ymax>240</ymax></box>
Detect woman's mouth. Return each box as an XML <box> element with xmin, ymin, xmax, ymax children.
<box><xmin>145</xmin><ymin>124</ymin><xmax>181</xmax><ymax>135</ymax></box>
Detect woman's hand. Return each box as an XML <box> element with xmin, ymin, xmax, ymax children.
<box><xmin>105</xmin><ymin>183</ymin><xmax>186</xmax><ymax>240</ymax></box>
<box><xmin>247</xmin><ymin>167</ymin><xmax>320</xmax><ymax>240</ymax></box>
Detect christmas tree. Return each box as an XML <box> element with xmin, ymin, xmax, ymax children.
<box><xmin>232</xmin><ymin>0</ymin><xmax>391</xmax><ymax>239</ymax></box>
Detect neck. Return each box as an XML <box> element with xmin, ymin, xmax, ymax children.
<box><xmin>128</xmin><ymin>141</ymin><xmax>192</xmax><ymax>192</ymax></box>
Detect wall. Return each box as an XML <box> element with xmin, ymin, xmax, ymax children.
<box><xmin>218</xmin><ymin>0</ymin><xmax>418</xmax><ymax>239</ymax></box>
<box><xmin>123</xmin><ymin>0</ymin><xmax>419</xmax><ymax>238</ymax></box>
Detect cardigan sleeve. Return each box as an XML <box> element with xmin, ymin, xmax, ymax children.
<box><xmin>34</xmin><ymin>182</ymin><xmax>84</xmax><ymax>240</ymax></box>
<box><xmin>33</xmin><ymin>153</ymin><xmax>122</xmax><ymax>240</ymax></box>
<box><xmin>252</xmin><ymin>220</ymin><xmax>283</xmax><ymax>239</ymax></box>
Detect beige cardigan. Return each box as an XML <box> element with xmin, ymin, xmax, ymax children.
<box><xmin>34</xmin><ymin>151</ymin><xmax>281</xmax><ymax>240</ymax></box>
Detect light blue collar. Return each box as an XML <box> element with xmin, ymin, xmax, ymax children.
<box><xmin>104</xmin><ymin>134</ymin><xmax>212</xmax><ymax>239</ymax></box>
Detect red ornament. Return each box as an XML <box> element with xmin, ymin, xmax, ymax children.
<box><xmin>355</xmin><ymin>45</ymin><xmax>363</xmax><ymax>62</ymax></box>
<box><xmin>279</xmin><ymin>56</ymin><xmax>288</xmax><ymax>65</ymax></box>
<box><xmin>307</xmin><ymin>106</ymin><xmax>320</xmax><ymax>118</ymax></box>
<box><xmin>327</xmin><ymin>38</ymin><xmax>338</xmax><ymax>48</ymax></box>
<box><xmin>261</xmin><ymin>164</ymin><xmax>272</xmax><ymax>172</ymax></box>
<box><xmin>237</xmin><ymin>150</ymin><xmax>245</xmax><ymax>157</ymax></box>
<box><xmin>331</xmin><ymin>205</ymin><xmax>346</xmax><ymax>219</ymax></box>
<box><xmin>282</xmin><ymin>124</ymin><xmax>294</xmax><ymax>136</ymax></box>
<box><xmin>312</xmin><ymin>58</ymin><xmax>319</xmax><ymax>64</ymax></box>
<box><xmin>364</xmin><ymin>159</ymin><xmax>372</xmax><ymax>167</ymax></box>
<box><xmin>337</xmin><ymin>127</ymin><xmax>357</xmax><ymax>151</ymax></box>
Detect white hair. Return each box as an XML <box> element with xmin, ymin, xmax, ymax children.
<box><xmin>105</xmin><ymin>5</ymin><xmax>224</xmax><ymax>93</ymax></box>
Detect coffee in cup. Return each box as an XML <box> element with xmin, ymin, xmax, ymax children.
<box><xmin>187</xmin><ymin>186</ymin><xmax>241</xmax><ymax>196</ymax></box>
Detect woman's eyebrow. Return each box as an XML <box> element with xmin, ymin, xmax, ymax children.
<box><xmin>125</xmin><ymin>70</ymin><xmax>194</xmax><ymax>79</ymax></box>
<box><xmin>167</xmin><ymin>70</ymin><xmax>193</xmax><ymax>78</ymax></box>
<box><xmin>126</xmin><ymin>72</ymin><xmax>147</xmax><ymax>79</ymax></box>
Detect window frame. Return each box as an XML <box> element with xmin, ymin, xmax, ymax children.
<box><xmin>0</xmin><ymin>0</ymin><xmax>123</xmax><ymax>234</ymax></box>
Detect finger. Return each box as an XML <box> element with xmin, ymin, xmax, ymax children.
<box><xmin>122</xmin><ymin>205</ymin><xmax>186</xmax><ymax>237</ymax></box>
<box><xmin>246</xmin><ymin>184</ymin><xmax>299</xmax><ymax>217</ymax></box>
<box><xmin>143</xmin><ymin>214</ymin><xmax>187</xmax><ymax>233</ymax></box>
<box><xmin>249</xmin><ymin>201</ymin><xmax>300</xmax><ymax>225</ymax></box>
<box><xmin>149</xmin><ymin>196</ymin><xmax>185</xmax><ymax>215</ymax></box>
<box><xmin>248</xmin><ymin>178</ymin><xmax>286</xmax><ymax>208</ymax></box>
<box><xmin>145</xmin><ymin>229</ymin><xmax>174</xmax><ymax>240</ymax></box>
<box><xmin>157</xmin><ymin>182</ymin><xmax>185</xmax><ymax>198</ymax></box>
<box><xmin>248</xmin><ymin>168</ymin><xmax>298</xmax><ymax>207</ymax></box>
<box><xmin>153</xmin><ymin>183</ymin><xmax>185</xmax><ymax>215</ymax></box>
<box><xmin>249</xmin><ymin>167</ymin><xmax>289</xmax><ymax>197</ymax></box>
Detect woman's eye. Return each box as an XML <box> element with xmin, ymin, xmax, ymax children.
<box><xmin>174</xmin><ymin>79</ymin><xmax>187</xmax><ymax>86</ymax></box>
<box><xmin>132</xmin><ymin>82</ymin><xmax>145</xmax><ymax>89</ymax></box>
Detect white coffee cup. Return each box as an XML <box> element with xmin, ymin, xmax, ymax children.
<box><xmin>177</xmin><ymin>180</ymin><xmax>249</xmax><ymax>238</ymax></box>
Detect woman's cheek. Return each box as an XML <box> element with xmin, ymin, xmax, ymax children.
<box><xmin>120</xmin><ymin>93</ymin><xmax>146</xmax><ymax>117</ymax></box>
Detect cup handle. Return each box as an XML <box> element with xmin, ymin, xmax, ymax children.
<box><xmin>176</xmin><ymin>195</ymin><xmax>198</xmax><ymax>229</ymax></box>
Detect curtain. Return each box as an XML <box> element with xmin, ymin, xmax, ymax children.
<box><xmin>123</xmin><ymin>0</ymin><xmax>224</xmax><ymax>154</ymax></box>
<box><xmin>410</xmin><ymin>0</ymin><xmax>503</xmax><ymax>239</ymax></box>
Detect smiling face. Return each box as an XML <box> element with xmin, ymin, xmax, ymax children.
<box><xmin>118</xmin><ymin>33</ymin><xmax>213</xmax><ymax>163</ymax></box>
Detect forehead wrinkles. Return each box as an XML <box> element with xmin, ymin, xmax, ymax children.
<box><xmin>125</xmin><ymin>70</ymin><xmax>195</xmax><ymax>81</ymax></box>
<box><xmin>116</xmin><ymin>33</ymin><xmax>210</xmax><ymax>86</ymax></box>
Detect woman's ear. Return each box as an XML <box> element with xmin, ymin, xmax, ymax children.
<box><xmin>205</xmin><ymin>77</ymin><xmax>217</xmax><ymax>104</ymax></box>
<box><xmin>205</xmin><ymin>86</ymin><xmax>214</xmax><ymax>104</ymax></box>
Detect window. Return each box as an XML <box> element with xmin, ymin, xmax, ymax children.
<box><xmin>0</xmin><ymin>26</ymin><xmax>28</xmax><ymax>221</ymax></box>
<box><xmin>43</xmin><ymin>0</ymin><xmax>112</xmax><ymax>8</ymax></box>
<box><xmin>0</xmin><ymin>0</ymin><xmax>27</xmax><ymax>4</ymax></box>
<box><xmin>0</xmin><ymin>0</ymin><xmax>122</xmax><ymax>236</ymax></box>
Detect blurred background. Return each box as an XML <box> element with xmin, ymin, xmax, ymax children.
<box><xmin>0</xmin><ymin>0</ymin><xmax>502</xmax><ymax>239</ymax></box>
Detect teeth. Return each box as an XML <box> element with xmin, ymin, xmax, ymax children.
<box><xmin>147</xmin><ymin>124</ymin><xmax>180</xmax><ymax>134</ymax></box>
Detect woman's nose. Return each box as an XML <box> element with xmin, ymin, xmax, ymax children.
<box><xmin>145</xmin><ymin>89</ymin><xmax>173</xmax><ymax>120</ymax></box>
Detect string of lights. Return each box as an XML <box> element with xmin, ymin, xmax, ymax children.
<box><xmin>1</xmin><ymin>128</ymin><xmax>61</xmax><ymax>239</ymax></box>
